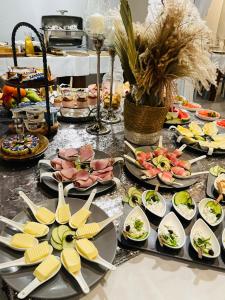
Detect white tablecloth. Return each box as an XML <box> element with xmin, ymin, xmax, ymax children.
<box><xmin>0</xmin><ymin>54</ymin><xmax>121</xmax><ymax>77</ymax></box>
<box><xmin>81</xmin><ymin>253</ymin><xmax>225</xmax><ymax>300</ymax></box>
<box><xmin>211</xmin><ymin>52</ymin><xmax>225</xmax><ymax>74</ymax></box>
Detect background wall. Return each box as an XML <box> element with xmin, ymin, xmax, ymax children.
<box><xmin>204</xmin><ymin>0</ymin><xmax>224</xmax><ymax>41</ymax></box>
<box><xmin>0</xmin><ymin>0</ymin><xmax>88</xmax><ymax>42</ymax></box>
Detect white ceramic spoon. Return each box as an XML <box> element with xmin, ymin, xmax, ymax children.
<box><xmin>0</xmin><ymin>235</ymin><xmax>38</xmax><ymax>252</ymax></box>
<box><xmin>123</xmin><ymin>154</ymin><xmax>144</xmax><ymax>169</ymax></box>
<box><xmin>0</xmin><ymin>216</ymin><xmax>49</xmax><ymax>238</ymax></box>
<box><xmin>75</xmin><ymin>245</ymin><xmax>116</xmax><ymax>271</ymax></box>
<box><xmin>172</xmin><ymin>155</ymin><xmax>206</xmax><ymax>170</ymax></box>
<box><xmin>60</xmin><ymin>253</ymin><xmax>90</xmax><ymax>294</ymax></box>
<box><xmin>17</xmin><ymin>256</ymin><xmax>61</xmax><ymax>299</ymax></box>
<box><xmin>0</xmin><ymin>245</ymin><xmax>53</xmax><ymax>271</ymax></box>
<box><xmin>18</xmin><ymin>191</ymin><xmax>55</xmax><ymax>225</ymax></box>
<box><xmin>38</xmin><ymin>159</ymin><xmax>54</xmax><ymax>171</ymax></box>
<box><xmin>69</xmin><ymin>188</ymin><xmax>97</xmax><ymax>229</ymax></box>
<box><xmin>172</xmin><ymin>170</ymin><xmax>209</xmax><ymax>180</ymax></box>
<box><xmin>55</xmin><ymin>182</ymin><xmax>71</xmax><ymax>224</ymax></box>
<box><xmin>158</xmin><ymin>173</ymin><xmax>183</xmax><ymax>187</ymax></box>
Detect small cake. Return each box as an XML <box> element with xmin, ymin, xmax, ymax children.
<box><xmin>1</xmin><ymin>134</ymin><xmax>40</xmax><ymax>156</ymax></box>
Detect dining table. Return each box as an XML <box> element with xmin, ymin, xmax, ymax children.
<box><xmin>0</xmin><ymin>99</ymin><xmax>225</xmax><ymax>300</ymax></box>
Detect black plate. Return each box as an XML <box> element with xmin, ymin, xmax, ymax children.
<box><xmin>125</xmin><ymin>146</ymin><xmax>198</xmax><ymax>190</ymax></box>
<box><xmin>173</xmin><ymin>131</ymin><xmax>225</xmax><ymax>156</ymax></box>
<box><xmin>0</xmin><ymin>197</ymin><xmax>117</xmax><ymax>299</ymax></box>
<box><xmin>164</xmin><ymin>119</ymin><xmax>191</xmax><ymax>127</ymax></box>
<box><xmin>118</xmin><ymin>203</ymin><xmax>225</xmax><ymax>272</ymax></box>
<box><xmin>40</xmin><ymin>150</ymin><xmax>122</xmax><ymax>198</ymax></box>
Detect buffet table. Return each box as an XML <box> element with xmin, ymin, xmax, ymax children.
<box><xmin>0</xmin><ymin>99</ymin><xmax>225</xmax><ymax>299</ymax></box>
<box><xmin>0</xmin><ymin>54</ymin><xmax>121</xmax><ymax>77</ymax></box>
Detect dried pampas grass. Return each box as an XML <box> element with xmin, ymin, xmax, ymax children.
<box><xmin>115</xmin><ymin>0</ymin><xmax>216</xmax><ymax>107</ymax></box>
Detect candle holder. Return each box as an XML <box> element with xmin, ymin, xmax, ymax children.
<box><xmin>101</xmin><ymin>47</ymin><xmax>121</xmax><ymax>124</ymax></box>
<box><xmin>86</xmin><ymin>35</ymin><xmax>111</xmax><ymax>135</ymax></box>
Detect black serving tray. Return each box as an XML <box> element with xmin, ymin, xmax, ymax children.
<box><xmin>118</xmin><ymin>202</ymin><xmax>225</xmax><ymax>272</ymax></box>
<box><xmin>206</xmin><ymin>173</ymin><xmax>225</xmax><ymax>204</ymax></box>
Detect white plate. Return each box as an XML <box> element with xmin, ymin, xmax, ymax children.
<box><xmin>158</xmin><ymin>212</ymin><xmax>186</xmax><ymax>249</ymax></box>
<box><xmin>172</xmin><ymin>193</ymin><xmax>196</xmax><ymax>221</ymax></box>
<box><xmin>142</xmin><ymin>190</ymin><xmax>166</xmax><ymax>218</ymax></box>
<box><xmin>196</xmin><ymin>110</ymin><xmax>220</xmax><ymax>121</ymax></box>
<box><xmin>198</xmin><ymin>198</ymin><xmax>224</xmax><ymax>227</ymax></box>
<box><xmin>180</xmin><ymin>103</ymin><xmax>202</xmax><ymax>112</ymax></box>
<box><xmin>123</xmin><ymin>206</ymin><xmax>151</xmax><ymax>242</ymax></box>
<box><xmin>190</xmin><ymin>218</ymin><xmax>220</xmax><ymax>258</ymax></box>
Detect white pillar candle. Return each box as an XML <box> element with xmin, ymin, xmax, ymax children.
<box><xmin>87</xmin><ymin>13</ymin><xmax>105</xmax><ymax>35</ymax></box>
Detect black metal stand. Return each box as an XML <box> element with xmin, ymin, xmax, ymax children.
<box><xmin>101</xmin><ymin>47</ymin><xmax>121</xmax><ymax>124</ymax></box>
<box><xmin>11</xmin><ymin>22</ymin><xmax>51</xmax><ymax>134</ymax></box>
<box><xmin>86</xmin><ymin>35</ymin><xmax>110</xmax><ymax>135</ymax></box>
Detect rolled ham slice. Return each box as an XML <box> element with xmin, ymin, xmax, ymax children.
<box><xmin>51</xmin><ymin>157</ymin><xmax>74</xmax><ymax>170</ymax></box>
<box><xmin>90</xmin><ymin>158</ymin><xmax>113</xmax><ymax>171</ymax></box>
<box><xmin>75</xmin><ymin>175</ymin><xmax>97</xmax><ymax>188</ymax></box>
<box><xmin>79</xmin><ymin>144</ymin><xmax>95</xmax><ymax>162</ymax></box>
<box><xmin>58</xmin><ymin>148</ymin><xmax>79</xmax><ymax>161</ymax></box>
<box><xmin>54</xmin><ymin>168</ymin><xmax>78</xmax><ymax>182</ymax></box>
<box><xmin>75</xmin><ymin>169</ymin><xmax>90</xmax><ymax>181</ymax></box>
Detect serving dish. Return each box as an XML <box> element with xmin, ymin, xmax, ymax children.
<box><xmin>39</xmin><ymin>149</ymin><xmax>122</xmax><ymax>198</ymax></box>
<box><xmin>0</xmin><ymin>197</ymin><xmax>117</xmax><ymax>299</ymax></box>
<box><xmin>118</xmin><ymin>200</ymin><xmax>225</xmax><ymax>272</ymax></box>
<box><xmin>0</xmin><ymin>134</ymin><xmax>49</xmax><ymax>161</ymax></box>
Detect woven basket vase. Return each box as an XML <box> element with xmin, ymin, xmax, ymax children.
<box><xmin>124</xmin><ymin>98</ymin><xmax>168</xmax><ymax>145</ymax></box>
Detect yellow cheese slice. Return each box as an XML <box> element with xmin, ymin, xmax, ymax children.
<box><xmin>62</xmin><ymin>248</ymin><xmax>81</xmax><ymax>274</ymax></box>
<box><xmin>76</xmin><ymin>239</ymin><xmax>98</xmax><ymax>260</ymax></box>
<box><xmin>25</xmin><ymin>241</ymin><xmax>50</xmax><ymax>264</ymax></box>
<box><xmin>70</xmin><ymin>208</ymin><xmax>91</xmax><ymax>229</ymax></box>
<box><xmin>35</xmin><ymin>207</ymin><xmax>55</xmax><ymax>224</ymax></box>
<box><xmin>76</xmin><ymin>223</ymin><xmax>101</xmax><ymax>239</ymax></box>
<box><xmin>23</xmin><ymin>222</ymin><xmax>48</xmax><ymax>237</ymax></box>
<box><xmin>33</xmin><ymin>255</ymin><xmax>60</xmax><ymax>282</ymax></box>
<box><xmin>57</xmin><ymin>204</ymin><xmax>71</xmax><ymax>223</ymax></box>
<box><xmin>10</xmin><ymin>233</ymin><xmax>37</xmax><ymax>249</ymax></box>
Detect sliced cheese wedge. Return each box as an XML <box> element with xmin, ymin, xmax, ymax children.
<box><xmin>57</xmin><ymin>204</ymin><xmax>71</xmax><ymax>224</ymax></box>
<box><xmin>10</xmin><ymin>233</ymin><xmax>37</xmax><ymax>249</ymax></box>
<box><xmin>33</xmin><ymin>255</ymin><xmax>61</xmax><ymax>282</ymax></box>
<box><xmin>75</xmin><ymin>239</ymin><xmax>98</xmax><ymax>260</ymax></box>
<box><xmin>35</xmin><ymin>207</ymin><xmax>55</xmax><ymax>224</ymax></box>
<box><xmin>76</xmin><ymin>223</ymin><xmax>101</xmax><ymax>239</ymax></box>
<box><xmin>62</xmin><ymin>248</ymin><xmax>81</xmax><ymax>274</ymax></box>
<box><xmin>70</xmin><ymin>208</ymin><xmax>91</xmax><ymax>229</ymax></box>
<box><xmin>25</xmin><ymin>241</ymin><xmax>51</xmax><ymax>264</ymax></box>
<box><xmin>23</xmin><ymin>222</ymin><xmax>48</xmax><ymax>237</ymax></box>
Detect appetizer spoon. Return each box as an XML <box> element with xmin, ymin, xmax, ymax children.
<box><xmin>55</xmin><ymin>182</ymin><xmax>71</xmax><ymax>224</ymax></box>
<box><xmin>38</xmin><ymin>159</ymin><xmax>55</xmax><ymax>171</ymax></box>
<box><xmin>69</xmin><ymin>188</ymin><xmax>97</xmax><ymax>229</ymax></box>
<box><xmin>0</xmin><ymin>245</ymin><xmax>53</xmax><ymax>271</ymax></box>
<box><xmin>0</xmin><ymin>235</ymin><xmax>38</xmax><ymax>252</ymax></box>
<box><xmin>18</xmin><ymin>191</ymin><xmax>55</xmax><ymax>225</ymax></box>
<box><xmin>124</xmin><ymin>141</ymin><xmax>152</xmax><ymax>161</ymax></box>
<box><xmin>158</xmin><ymin>173</ymin><xmax>183</xmax><ymax>187</ymax></box>
<box><xmin>0</xmin><ymin>216</ymin><xmax>49</xmax><ymax>238</ymax></box>
<box><xmin>76</xmin><ymin>211</ymin><xmax>123</xmax><ymax>238</ymax></box>
<box><xmin>172</xmin><ymin>170</ymin><xmax>209</xmax><ymax>180</ymax></box>
<box><xmin>173</xmin><ymin>155</ymin><xmax>206</xmax><ymax>170</ymax></box>
<box><xmin>40</xmin><ymin>171</ymin><xmax>72</xmax><ymax>183</ymax></box>
<box><xmin>60</xmin><ymin>253</ymin><xmax>90</xmax><ymax>294</ymax></box>
<box><xmin>17</xmin><ymin>256</ymin><xmax>61</xmax><ymax>299</ymax></box>
<box><xmin>123</xmin><ymin>154</ymin><xmax>144</xmax><ymax>169</ymax></box>
<box><xmin>75</xmin><ymin>245</ymin><xmax>116</xmax><ymax>271</ymax></box>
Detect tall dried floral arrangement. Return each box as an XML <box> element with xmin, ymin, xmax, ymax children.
<box><xmin>115</xmin><ymin>0</ymin><xmax>216</xmax><ymax>107</ymax></box>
